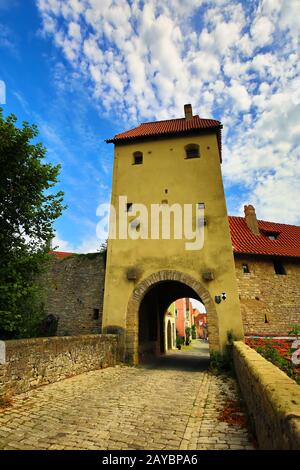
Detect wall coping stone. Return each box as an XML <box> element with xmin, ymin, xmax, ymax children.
<box><xmin>233</xmin><ymin>341</ymin><xmax>300</xmax><ymax>449</ymax></box>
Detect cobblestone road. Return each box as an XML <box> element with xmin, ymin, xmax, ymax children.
<box><xmin>0</xmin><ymin>341</ymin><xmax>254</xmax><ymax>450</ymax></box>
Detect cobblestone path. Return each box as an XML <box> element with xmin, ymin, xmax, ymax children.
<box><xmin>0</xmin><ymin>341</ymin><xmax>254</xmax><ymax>450</ymax></box>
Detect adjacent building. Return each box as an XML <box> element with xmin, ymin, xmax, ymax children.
<box><xmin>230</xmin><ymin>205</ymin><xmax>300</xmax><ymax>336</ymax></box>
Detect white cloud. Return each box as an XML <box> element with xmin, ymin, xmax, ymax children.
<box><xmin>53</xmin><ymin>232</ymin><xmax>102</xmax><ymax>254</ymax></box>
<box><xmin>68</xmin><ymin>21</ymin><xmax>81</xmax><ymax>40</ymax></box>
<box><xmin>228</xmin><ymin>80</ymin><xmax>251</xmax><ymax>111</ymax></box>
<box><xmin>190</xmin><ymin>51</ymin><xmax>220</xmax><ymax>82</ymax></box>
<box><xmin>251</xmin><ymin>16</ymin><xmax>274</xmax><ymax>47</ymax></box>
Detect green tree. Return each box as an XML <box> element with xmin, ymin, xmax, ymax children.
<box><xmin>0</xmin><ymin>108</ymin><xmax>65</xmax><ymax>338</ymax></box>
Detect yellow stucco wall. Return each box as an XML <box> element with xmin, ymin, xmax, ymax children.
<box><xmin>103</xmin><ymin>132</ymin><xmax>244</xmax><ymax>360</ymax></box>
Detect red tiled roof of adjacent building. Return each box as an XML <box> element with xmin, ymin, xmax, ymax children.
<box><xmin>49</xmin><ymin>251</ymin><xmax>74</xmax><ymax>260</ymax></box>
<box><xmin>229</xmin><ymin>216</ymin><xmax>300</xmax><ymax>258</ymax></box>
<box><xmin>106</xmin><ymin>115</ymin><xmax>223</xmax><ymax>161</ymax></box>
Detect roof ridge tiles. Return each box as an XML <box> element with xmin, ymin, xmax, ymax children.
<box><xmin>230</xmin><ymin>215</ymin><xmax>300</xmax><ymax>228</ymax></box>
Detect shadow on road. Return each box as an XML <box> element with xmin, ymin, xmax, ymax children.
<box><xmin>140</xmin><ymin>339</ymin><xmax>210</xmax><ymax>372</ymax></box>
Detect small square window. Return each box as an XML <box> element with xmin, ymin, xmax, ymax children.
<box><xmin>242</xmin><ymin>264</ymin><xmax>250</xmax><ymax>273</ymax></box>
<box><xmin>185</xmin><ymin>144</ymin><xmax>200</xmax><ymax>159</ymax></box>
<box><xmin>133</xmin><ymin>151</ymin><xmax>143</xmax><ymax>165</ymax></box>
<box><xmin>273</xmin><ymin>260</ymin><xmax>286</xmax><ymax>275</ymax></box>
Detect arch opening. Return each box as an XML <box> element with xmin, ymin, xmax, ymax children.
<box><xmin>125</xmin><ymin>270</ymin><xmax>220</xmax><ymax>365</ymax></box>
<box><xmin>138</xmin><ymin>280</ymin><xmax>203</xmax><ymax>361</ymax></box>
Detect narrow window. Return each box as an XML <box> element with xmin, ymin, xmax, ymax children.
<box><xmin>273</xmin><ymin>260</ymin><xmax>286</xmax><ymax>275</ymax></box>
<box><xmin>264</xmin><ymin>314</ymin><xmax>269</xmax><ymax>324</ymax></box>
<box><xmin>93</xmin><ymin>308</ymin><xmax>100</xmax><ymax>320</ymax></box>
<box><xmin>242</xmin><ymin>264</ymin><xmax>250</xmax><ymax>273</ymax></box>
<box><xmin>133</xmin><ymin>151</ymin><xmax>143</xmax><ymax>165</ymax></box>
<box><xmin>185</xmin><ymin>144</ymin><xmax>200</xmax><ymax>159</ymax></box>
<box><xmin>126</xmin><ymin>202</ymin><xmax>133</xmax><ymax>212</ymax></box>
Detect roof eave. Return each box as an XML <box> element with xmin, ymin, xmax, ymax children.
<box><xmin>106</xmin><ymin>125</ymin><xmax>223</xmax><ymax>161</ymax></box>
<box><xmin>106</xmin><ymin>124</ymin><xmax>222</xmax><ymax>143</ymax></box>
<box><xmin>233</xmin><ymin>251</ymin><xmax>300</xmax><ymax>259</ymax></box>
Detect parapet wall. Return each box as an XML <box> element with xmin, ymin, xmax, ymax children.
<box><xmin>0</xmin><ymin>334</ymin><xmax>118</xmax><ymax>397</ymax></box>
<box><xmin>233</xmin><ymin>341</ymin><xmax>300</xmax><ymax>450</ymax></box>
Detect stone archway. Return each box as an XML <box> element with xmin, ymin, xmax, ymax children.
<box><xmin>125</xmin><ymin>270</ymin><xmax>219</xmax><ymax>364</ymax></box>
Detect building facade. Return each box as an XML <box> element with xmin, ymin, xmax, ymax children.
<box><xmin>163</xmin><ymin>306</ymin><xmax>176</xmax><ymax>352</ymax></box>
<box><xmin>192</xmin><ymin>309</ymin><xmax>208</xmax><ymax>339</ymax></box>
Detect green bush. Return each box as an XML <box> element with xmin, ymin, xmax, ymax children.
<box><xmin>255</xmin><ymin>342</ymin><xmax>297</xmax><ymax>382</ymax></box>
<box><xmin>210</xmin><ymin>348</ymin><xmax>233</xmax><ymax>375</ymax></box>
<box><xmin>191</xmin><ymin>324</ymin><xmax>197</xmax><ymax>339</ymax></box>
<box><xmin>288</xmin><ymin>325</ymin><xmax>300</xmax><ymax>338</ymax></box>
<box><xmin>176</xmin><ymin>336</ymin><xmax>184</xmax><ymax>347</ymax></box>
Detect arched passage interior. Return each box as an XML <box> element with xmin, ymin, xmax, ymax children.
<box><xmin>138</xmin><ymin>280</ymin><xmax>204</xmax><ymax>361</ymax></box>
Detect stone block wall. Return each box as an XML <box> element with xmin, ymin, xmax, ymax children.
<box><xmin>0</xmin><ymin>334</ymin><xmax>118</xmax><ymax>397</ymax></box>
<box><xmin>233</xmin><ymin>341</ymin><xmax>300</xmax><ymax>450</ymax></box>
<box><xmin>234</xmin><ymin>255</ymin><xmax>300</xmax><ymax>335</ymax></box>
<box><xmin>39</xmin><ymin>253</ymin><xmax>105</xmax><ymax>336</ymax></box>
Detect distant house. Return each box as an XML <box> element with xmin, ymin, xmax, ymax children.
<box><xmin>192</xmin><ymin>309</ymin><xmax>207</xmax><ymax>339</ymax></box>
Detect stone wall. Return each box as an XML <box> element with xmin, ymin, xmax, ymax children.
<box><xmin>234</xmin><ymin>255</ymin><xmax>300</xmax><ymax>335</ymax></box>
<box><xmin>233</xmin><ymin>341</ymin><xmax>300</xmax><ymax>450</ymax></box>
<box><xmin>0</xmin><ymin>334</ymin><xmax>118</xmax><ymax>397</ymax></box>
<box><xmin>39</xmin><ymin>253</ymin><xmax>105</xmax><ymax>336</ymax></box>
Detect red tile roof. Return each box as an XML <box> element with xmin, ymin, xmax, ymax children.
<box><xmin>49</xmin><ymin>251</ymin><xmax>74</xmax><ymax>260</ymax></box>
<box><xmin>229</xmin><ymin>216</ymin><xmax>300</xmax><ymax>258</ymax></box>
<box><xmin>106</xmin><ymin>115</ymin><xmax>222</xmax><ymax>161</ymax></box>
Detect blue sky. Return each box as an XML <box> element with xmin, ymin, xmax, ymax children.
<box><xmin>0</xmin><ymin>0</ymin><xmax>299</xmax><ymax>252</ymax></box>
